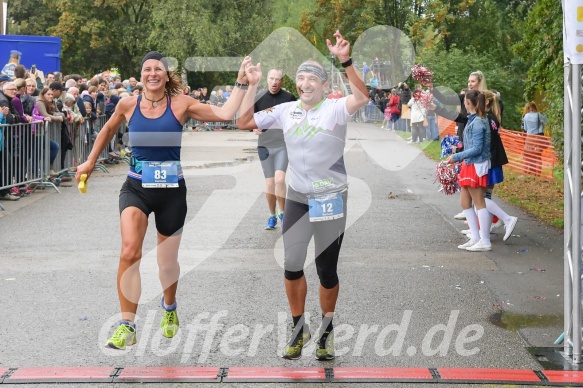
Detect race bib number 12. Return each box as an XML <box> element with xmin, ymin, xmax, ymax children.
<box><xmin>308</xmin><ymin>192</ymin><xmax>344</xmax><ymax>222</ymax></box>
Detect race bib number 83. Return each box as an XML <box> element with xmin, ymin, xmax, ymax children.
<box><xmin>141</xmin><ymin>161</ymin><xmax>179</xmax><ymax>188</ymax></box>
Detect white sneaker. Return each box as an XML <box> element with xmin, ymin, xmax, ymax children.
<box><xmin>490</xmin><ymin>219</ymin><xmax>503</xmax><ymax>232</ymax></box>
<box><xmin>458</xmin><ymin>239</ymin><xmax>478</xmax><ymax>249</ymax></box>
<box><xmin>461</xmin><ymin>229</ymin><xmax>471</xmax><ymax>236</ymax></box>
<box><xmin>466</xmin><ymin>240</ymin><xmax>492</xmax><ymax>252</ymax></box>
<box><xmin>503</xmin><ymin>216</ymin><xmax>518</xmax><ymax>241</ymax></box>
<box><xmin>454</xmin><ymin>212</ymin><xmax>466</xmax><ymax>220</ymax></box>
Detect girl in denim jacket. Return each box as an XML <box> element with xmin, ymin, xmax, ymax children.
<box><xmin>446</xmin><ymin>90</ymin><xmax>492</xmax><ymax>252</ymax></box>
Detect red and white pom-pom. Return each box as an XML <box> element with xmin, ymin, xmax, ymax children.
<box><xmin>413</xmin><ymin>90</ymin><xmax>434</xmax><ymax>110</ymax></box>
<box><xmin>411</xmin><ymin>64</ymin><xmax>434</xmax><ymax>83</ymax></box>
<box><xmin>435</xmin><ymin>161</ymin><xmax>458</xmax><ymax>195</ymax></box>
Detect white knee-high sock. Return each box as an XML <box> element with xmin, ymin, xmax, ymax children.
<box><xmin>463</xmin><ymin>208</ymin><xmax>479</xmax><ymax>242</ymax></box>
<box><xmin>477</xmin><ymin>208</ymin><xmax>491</xmax><ymax>244</ymax></box>
<box><xmin>485</xmin><ymin>198</ymin><xmax>511</xmax><ymax>224</ymax></box>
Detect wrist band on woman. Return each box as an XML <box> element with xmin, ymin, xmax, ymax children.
<box><xmin>234</xmin><ymin>81</ymin><xmax>249</xmax><ymax>90</ymax></box>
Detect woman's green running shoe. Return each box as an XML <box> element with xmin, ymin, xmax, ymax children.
<box><xmin>161</xmin><ymin>309</ymin><xmax>179</xmax><ymax>338</ymax></box>
<box><xmin>106</xmin><ymin>323</ymin><xmax>136</xmax><ymax>350</ymax></box>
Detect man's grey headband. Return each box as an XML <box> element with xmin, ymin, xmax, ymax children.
<box><xmin>296</xmin><ymin>64</ymin><xmax>328</xmax><ymax>82</ymax></box>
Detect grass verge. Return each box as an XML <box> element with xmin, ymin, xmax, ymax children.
<box><xmin>494</xmin><ymin>168</ymin><xmax>563</xmax><ymax>229</ymax></box>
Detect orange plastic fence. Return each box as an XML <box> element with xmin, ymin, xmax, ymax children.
<box><xmin>437</xmin><ymin>118</ymin><xmax>557</xmax><ymax>180</ymax></box>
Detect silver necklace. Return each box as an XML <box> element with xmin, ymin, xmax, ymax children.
<box><xmin>143</xmin><ymin>93</ymin><xmax>165</xmax><ymax>107</ymax></box>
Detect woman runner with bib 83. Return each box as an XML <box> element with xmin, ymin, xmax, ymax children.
<box><xmin>75</xmin><ymin>52</ymin><xmax>259</xmax><ymax>350</ymax></box>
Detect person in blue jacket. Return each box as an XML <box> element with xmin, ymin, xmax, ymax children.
<box><xmin>446</xmin><ymin>90</ymin><xmax>492</xmax><ymax>252</ymax></box>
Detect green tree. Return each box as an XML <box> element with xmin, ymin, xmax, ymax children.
<box><xmin>298</xmin><ymin>0</ymin><xmax>419</xmax><ymax>88</ymax></box>
<box><xmin>271</xmin><ymin>0</ymin><xmax>319</xmax><ymax>92</ymax></box>
<box><xmin>407</xmin><ymin>0</ymin><xmax>530</xmax><ymax>130</ymax></box>
<box><xmin>48</xmin><ymin>0</ymin><xmax>153</xmax><ymax>77</ymax></box>
<box><xmin>513</xmin><ymin>0</ymin><xmax>563</xmax><ymax>158</ymax></box>
<box><xmin>417</xmin><ymin>45</ymin><xmax>524</xmax><ymax>129</ymax></box>
<box><xmin>272</xmin><ymin>0</ymin><xmax>317</xmax><ymax>29</ymax></box>
<box><xmin>490</xmin><ymin>0</ymin><xmax>530</xmax><ymax>64</ymax></box>
<box><xmin>299</xmin><ymin>0</ymin><xmax>416</xmax><ymax>50</ymax></box>
<box><xmin>148</xmin><ymin>0</ymin><xmax>275</xmax><ymax>90</ymax></box>
<box><xmin>411</xmin><ymin>0</ymin><xmax>502</xmax><ymax>53</ymax></box>
<box><xmin>7</xmin><ymin>0</ymin><xmax>279</xmax><ymax>88</ymax></box>
<box><xmin>6</xmin><ymin>0</ymin><xmax>60</xmax><ymax>36</ymax></box>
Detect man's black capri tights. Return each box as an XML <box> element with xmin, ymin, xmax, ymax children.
<box><xmin>282</xmin><ymin>187</ymin><xmax>347</xmax><ymax>289</ymax></box>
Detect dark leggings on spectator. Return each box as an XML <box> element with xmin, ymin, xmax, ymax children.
<box><xmin>412</xmin><ymin>121</ymin><xmax>425</xmax><ymax>142</ymax></box>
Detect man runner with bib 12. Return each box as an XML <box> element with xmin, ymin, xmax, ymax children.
<box><xmin>238</xmin><ymin>31</ymin><xmax>369</xmax><ymax>360</ymax></box>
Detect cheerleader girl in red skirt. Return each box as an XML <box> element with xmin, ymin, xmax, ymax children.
<box><xmin>446</xmin><ymin>90</ymin><xmax>492</xmax><ymax>252</ymax></box>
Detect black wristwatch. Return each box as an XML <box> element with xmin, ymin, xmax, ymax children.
<box><xmin>234</xmin><ymin>81</ymin><xmax>249</xmax><ymax>90</ymax></box>
<box><xmin>341</xmin><ymin>57</ymin><xmax>353</xmax><ymax>68</ymax></box>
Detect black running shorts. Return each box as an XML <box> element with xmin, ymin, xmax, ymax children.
<box><xmin>119</xmin><ymin>177</ymin><xmax>187</xmax><ymax>236</ymax></box>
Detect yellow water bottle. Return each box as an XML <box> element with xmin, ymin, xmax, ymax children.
<box><xmin>78</xmin><ymin>174</ymin><xmax>88</xmax><ymax>194</ymax></box>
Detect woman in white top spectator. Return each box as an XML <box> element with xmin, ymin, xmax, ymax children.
<box><xmin>407</xmin><ymin>84</ymin><xmax>427</xmax><ymax>143</ymax></box>
<box><xmin>522</xmin><ymin>101</ymin><xmax>548</xmax><ymax>177</ymax></box>
<box><xmin>33</xmin><ymin>87</ymin><xmax>62</xmax><ymax>176</ymax></box>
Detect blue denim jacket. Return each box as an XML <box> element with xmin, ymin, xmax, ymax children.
<box><xmin>452</xmin><ymin>114</ymin><xmax>491</xmax><ymax>165</ymax></box>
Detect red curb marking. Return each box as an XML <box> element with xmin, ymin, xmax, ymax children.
<box><xmin>227</xmin><ymin>367</ymin><xmax>326</xmax><ymax>380</ymax></box>
<box><xmin>117</xmin><ymin>367</ymin><xmax>220</xmax><ymax>381</ymax></box>
<box><xmin>438</xmin><ymin>368</ymin><xmax>540</xmax><ymax>382</ymax></box>
<box><xmin>0</xmin><ymin>368</ymin><xmax>8</xmax><ymax>376</ymax></box>
<box><xmin>543</xmin><ymin>370</ymin><xmax>583</xmax><ymax>383</ymax></box>
<box><xmin>5</xmin><ymin>367</ymin><xmax>115</xmax><ymax>381</ymax></box>
<box><xmin>333</xmin><ymin>367</ymin><xmax>433</xmax><ymax>380</ymax></box>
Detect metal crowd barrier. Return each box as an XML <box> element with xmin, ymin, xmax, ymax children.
<box><xmin>47</xmin><ymin>115</ymin><xmax>111</xmax><ymax>179</ymax></box>
<box><xmin>0</xmin><ymin>114</ymin><xmax>125</xmax><ymax>209</ymax></box>
<box><xmin>363</xmin><ymin>104</ymin><xmax>384</xmax><ymax>123</ymax></box>
<box><xmin>184</xmin><ymin>114</ymin><xmax>239</xmax><ymax>132</ymax></box>
<box><xmin>0</xmin><ymin>121</ymin><xmax>58</xmax><ymax>206</ymax></box>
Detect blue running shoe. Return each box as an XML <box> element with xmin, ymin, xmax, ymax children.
<box><xmin>278</xmin><ymin>212</ymin><xmax>284</xmax><ymax>225</ymax></box>
<box><xmin>265</xmin><ymin>215</ymin><xmax>277</xmax><ymax>230</ymax></box>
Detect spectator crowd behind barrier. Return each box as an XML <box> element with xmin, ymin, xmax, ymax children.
<box><xmin>44</xmin><ymin>114</ymin><xmax>118</xmax><ymax>178</ymax></box>
<box><xmin>438</xmin><ymin>118</ymin><xmax>557</xmax><ymax>180</ymax></box>
<box><xmin>0</xmin><ymin>114</ymin><xmax>124</xmax><ymax>206</ymax></box>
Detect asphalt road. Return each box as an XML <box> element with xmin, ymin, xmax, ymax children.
<box><xmin>0</xmin><ymin>123</ymin><xmax>565</xmax><ymax>387</ymax></box>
